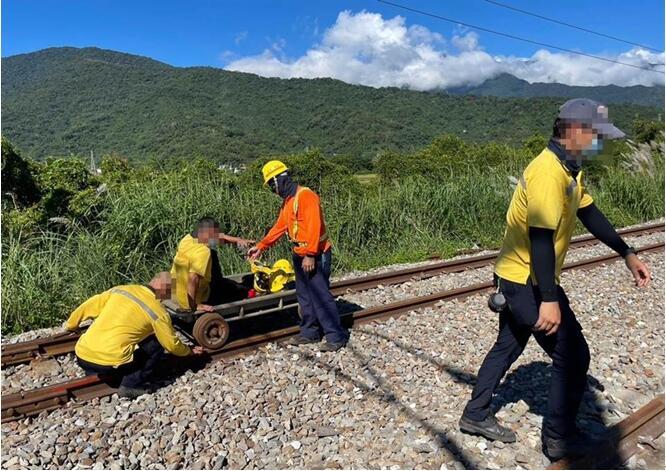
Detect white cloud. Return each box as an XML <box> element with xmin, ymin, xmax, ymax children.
<box><xmin>234</xmin><ymin>31</ymin><xmax>248</xmax><ymax>45</ymax></box>
<box><xmin>225</xmin><ymin>10</ymin><xmax>665</xmax><ymax>89</ymax></box>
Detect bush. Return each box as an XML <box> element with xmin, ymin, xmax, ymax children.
<box><xmin>1</xmin><ymin>135</ymin><xmax>663</xmax><ymax>333</ymax></box>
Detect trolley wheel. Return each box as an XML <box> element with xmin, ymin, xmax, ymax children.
<box><xmin>192</xmin><ymin>312</ymin><xmax>230</xmax><ymax>350</ymax></box>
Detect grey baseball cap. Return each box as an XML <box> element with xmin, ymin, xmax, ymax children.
<box><xmin>558</xmin><ymin>98</ymin><xmax>626</xmax><ymax>139</ymax></box>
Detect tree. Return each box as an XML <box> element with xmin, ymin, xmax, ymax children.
<box><xmin>632</xmin><ymin>119</ymin><xmax>664</xmax><ymax>144</ymax></box>
<box><xmin>1</xmin><ymin>137</ymin><xmax>40</xmax><ymax>208</ymax></box>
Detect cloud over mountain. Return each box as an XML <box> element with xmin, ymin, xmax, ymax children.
<box><xmin>225</xmin><ymin>10</ymin><xmax>665</xmax><ymax>90</ymax></box>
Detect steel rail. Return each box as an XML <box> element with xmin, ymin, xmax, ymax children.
<box><xmin>548</xmin><ymin>394</ymin><xmax>665</xmax><ymax>469</ymax></box>
<box><xmin>2</xmin><ymin>241</ymin><xmax>662</xmax><ymax>423</ymax></box>
<box><xmin>3</xmin><ymin>222</ymin><xmax>662</xmax><ymax>369</ymax></box>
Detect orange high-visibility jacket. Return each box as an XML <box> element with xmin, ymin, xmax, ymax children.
<box><xmin>257</xmin><ymin>187</ymin><xmax>331</xmax><ymax>257</ymax></box>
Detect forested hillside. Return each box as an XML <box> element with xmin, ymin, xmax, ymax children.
<box><xmin>448</xmin><ymin>73</ymin><xmax>665</xmax><ymax>107</ymax></box>
<box><xmin>2</xmin><ymin>47</ymin><xmax>662</xmax><ymax>164</ymax></box>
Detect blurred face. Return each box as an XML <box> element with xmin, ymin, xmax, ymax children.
<box><xmin>562</xmin><ymin>122</ymin><xmax>601</xmax><ymax>156</ymax></box>
<box><xmin>152</xmin><ymin>273</ymin><xmax>173</xmax><ymax>300</ymax></box>
<box><xmin>196</xmin><ymin>225</ymin><xmax>220</xmax><ymax>245</ymax></box>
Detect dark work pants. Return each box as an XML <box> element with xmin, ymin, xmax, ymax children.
<box><xmin>293</xmin><ymin>250</ymin><xmax>348</xmax><ymax>344</ymax></box>
<box><xmin>206</xmin><ymin>277</ymin><xmax>249</xmax><ymax>305</ymax></box>
<box><xmin>463</xmin><ymin>278</ymin><xmax>590</xmax><ymax>440</ymax></box>
<box><xmin>76</xmin><ymin>335</ymin><xmax>164</xmax><ymax>388</ymax></box>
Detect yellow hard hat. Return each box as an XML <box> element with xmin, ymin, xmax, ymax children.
<box><xmin>262</xmin><ymin>160</ymin><xmax>288</xmax><ymax>185</ymax></box>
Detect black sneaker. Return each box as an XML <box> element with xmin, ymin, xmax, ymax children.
<box><xmin>320</xmin><ymin>341</ymin><xmax>346</xmax><ymax>352</ymax></box>
<box><xmin>118</xmin><ymin>385</ymin><xmax>150</xmax><ymax>399</ymax></box>
<box><xmin>459</xmin><ymin>414</ymin><xmax>517</xmax><ymax>443</ymax></box>
<box><xmin>286</xmin><ymin>335</ymin><xmax>320</xmax><ymax>346</ymax></box>
<box><xmin>541</xmin><ymin>430</ymin><xmax>598</xmax><ymax>461</ymax></box>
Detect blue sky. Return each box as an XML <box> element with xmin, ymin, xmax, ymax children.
<box><xmin>3</xmin><ymin>0</ymin><xmax>664</xmax><ymax>88</ymax></box>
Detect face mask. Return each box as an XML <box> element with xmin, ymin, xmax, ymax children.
<box><xmin>208</xmin><ymin>238</ymin><xmax>218</xmax><ymax>250</ymax></box>
<box><xmin>582</xmin><ymin>137</ymin><xmax>603</xmax><ymax>157</ymax></box>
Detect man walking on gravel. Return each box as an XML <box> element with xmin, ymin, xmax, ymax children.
<box><xmin>171</xmin><ymin>217</ymin><xmax>254</xmax><ymax>312</ymax></box>
<box><xmin>247</xmin><ymin>160</ymin><xmax>349</xmax><ymax>352</ymax></box>
<box><xmin>66</xmin><ymin>272</ymin><xmax>204</xmax><ymax>398</ymax></box>
<box><xmin>459</xmin><ymin>99</ymin><xmax>652</xmax><ymax>460</ymax></box>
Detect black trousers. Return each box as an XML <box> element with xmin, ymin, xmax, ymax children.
<box><xmin>76</xmin><ymin>335</ymin><xmax>164</xmax><ymax>388</ymax></box>
<box><xmin>463</xmin><ymin>278</ymin><xmax>590</xmax><ymax>439</ymax></box>
<box><xmin>206</xmin><ymin>277</ymin><xmax>249</xmax><ymax>305</ymax></box>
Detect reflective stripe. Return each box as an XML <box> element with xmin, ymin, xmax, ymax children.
<box><xmin>110</xmin><ymin>288</ymin><xmax>159</xmax><ymax>321</ymax></box>
<box><xmin>289</xmin><ymin>187</ymin><xmax>328</xmax><ymax>246</ymax></box>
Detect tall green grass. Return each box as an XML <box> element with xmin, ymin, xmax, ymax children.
<box><xmin>2</xmin><ymin>148</ymin><xmax>663</xmax><ymax>333</ymax></box>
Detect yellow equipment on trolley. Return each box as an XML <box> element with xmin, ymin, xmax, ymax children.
<box><xmin>250</xmin><ymin>259</ymin><xmax>296</xmax><ymax>294</ymax></box>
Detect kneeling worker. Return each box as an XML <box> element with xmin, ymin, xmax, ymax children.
<box><xmin>65</xmin><ymin>272</ymin><xmax>203</xmax><ymax>398</ymax></box>
<box><xmin>247</xmin><ymin>160</ymin><xmax>348</xmax><ymax>352</ymax></box>
<box><xmin>171</xmin><ymin>218</ymin><xmax>254</xmax><ymax>312</ymax></box>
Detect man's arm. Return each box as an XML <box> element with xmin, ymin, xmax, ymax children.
<box><xmin>186</xmin><ymin>273</ymin><xmax>214</xmax><ymax>311</ymax></box>
<box><xmin>152</xmin><ymin>315</ymin><xmax>193</xmax><ymax>357</ymax></box>
<box><xmin>187</xmin><ymin>273</ymin><xmax>200</xmax><ymax>311</ymax></box>
<box><xmin>577</xmin><ymin>203</ymin><xmax>630</xmax><ymax>256</ymax></box>
<box><xmin>219</xmin><ymin>233</ymin><xmax>254</xmax><ymax>248</ymax></box>
<box><xmin>529</xmin><ymin>227</ymin><xmax>561</xmax><ymax>336</ymax></box>
<box><xmin>64</xmin><ymin>291</ymin><xmax>111</xmax><ymax>331</ymax></box>
<box><xmin>248</xmin><ymin>208</ymin><xmax>289</xmax><ymax>259</ymax></box>
<box><xmin>529</xmin><ymin>227</ymin><xmax>558</xmax><ymax>302</ymax></box>
<box><xmin>577</xmin><ymin>203</ymin><xmax>651</xmax><ymax>286</ymax></box>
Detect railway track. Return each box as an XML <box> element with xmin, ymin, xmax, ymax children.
<box><xmin>2</xmin><ymin>240</ymin><xmax>662</xmax><ymax>423</ymax></box>
<box><xmin>2</xmin><ymin>221</ymin><xmax>663</xmax><ymax>369</ymax></box>
<box><xmin>549</xmin><ymin>394</ymin><xmax>665</xmax><ymax>470</ymax></box>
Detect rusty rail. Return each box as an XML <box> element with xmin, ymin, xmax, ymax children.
<box><xmin>548</xmin><ymin>394</ymin><xmax>665</xmax><ymax>469</ymax></box>
<box><xmin>3</xmin><ymin>222</ymin><xmax>662</xmax><ymax>369</ymax></box>
<box><xmin>2</xmin><ymin>241</ymin><xmax>662</xmax><ymax>423</ymax></box>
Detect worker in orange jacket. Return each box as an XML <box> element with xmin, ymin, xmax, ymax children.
<box><xmin>247</xmin><ymin>161</ymin><xmax>348</xmax><ymax>351</ymax></box>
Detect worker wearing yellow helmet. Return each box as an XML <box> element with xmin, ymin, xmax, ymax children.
<box><xmin>247</xmin><ymin>160</ymin><xmax>348</xmax><ymax>352</ymax></box>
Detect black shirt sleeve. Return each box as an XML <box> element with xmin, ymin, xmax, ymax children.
<box><xmin>577</xmin><ymin>203</ymin><xmax>631</xmax><ymax>257</ymax></box>
<box><xmin>529</xmin><ymin>226</ymin><xmax>558</xmax><ymax>302</ymax></box>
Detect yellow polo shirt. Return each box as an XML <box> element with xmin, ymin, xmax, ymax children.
<box><xmin>66</xmin><ymin>285</ymin><xmax>191</xmax><ymax>366</ymax></box>
<box><xmin>495</xmin><ymin>147</ymin><xmax>594</xmax><ymax>285</ymax></box>
<box><xmin>170</xmin><ymin>234</ymin><xmax>212</xmax><ymax>309</ymax></box>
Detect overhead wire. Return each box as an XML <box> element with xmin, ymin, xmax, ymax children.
<box><xmin>376</xmin><ymin>0</ymin><xmax>665</xmax><ymax>74</ymax></box>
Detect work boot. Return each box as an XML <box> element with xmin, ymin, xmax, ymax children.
<box><xmin>286</xmin><ymin>335</ymin><xmax>320</xmax><ymax>346</ymax></box>
<box><xmin>118</xmin><ymin>385</ymin><xmax>150</xmax><ymax>399</ymax></box>
<box><xmin>320</xmin><ymin>341</ymin><xmax>346</xmax><ymax>352</ymax></box>
<box><xmin>459</xmin><ymin>414</ymin><xmax>517</xmax><ymax>443</ymax></box>
<box><xmin>541</xmin><ymin>430</ymin><xmax>598</xmax><ymax>461</ymax></box>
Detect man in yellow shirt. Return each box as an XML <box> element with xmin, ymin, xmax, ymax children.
<box><xmin>66</xmin><ymin>272</ymin><xmax>204</xmax><ymax>398</ymax></box>
<box><xmin>171</xmin><ymin>217</ymin><xmax>253</xmax><ymax>311</ymax></box>
<box><xmin>459</xmin><ymin>99</ymin><xmax>651</xmax><ymax>460</ymax></box>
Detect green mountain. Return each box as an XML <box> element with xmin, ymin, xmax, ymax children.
<box><xmin>448</xmin><ymin>73</ymin><xmax>664</xmax><ymax>107</ymax></box>
<box><xmin>1</xmin><ymin>47</ymin><xmax>662</xmax><ymax>162</ymax></box>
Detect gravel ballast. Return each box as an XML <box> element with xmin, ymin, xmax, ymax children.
<box><xmin>1</xmin><ymin>225</ymin><xmax>663</xmax><ymax>470</ymax></box>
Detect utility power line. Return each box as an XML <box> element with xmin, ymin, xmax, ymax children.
<box><xmin>376</xmin><ymin>0</ymin><xmax>665</xmax><ymax>74</ymax></box>
<box><xmin>482</xmin><ymin>0</ymin><xmax>662</xmax><ymax>53</ymax></box>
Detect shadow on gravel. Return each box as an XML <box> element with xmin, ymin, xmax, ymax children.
<box><xmin>495</xmin><ymin>361</ymin><xmax>628</xmax><ymax>469</ymax></box>
<box><xmin>355</xmin><ymin>328</ymin><xmax>628</xmax><ymax>469</ymax></box>
<box><xmin>289</xmin><ymin>343</ymin><xmax>481</xmax><ymax>469</ymax></box>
